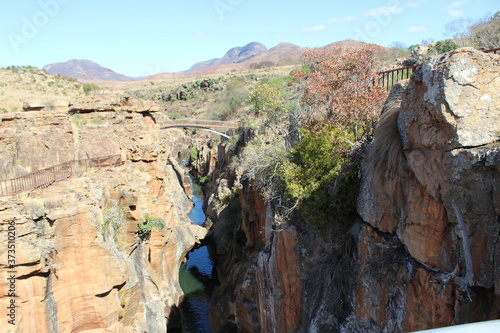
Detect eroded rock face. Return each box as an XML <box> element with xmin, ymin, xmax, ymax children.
<box><xmin>354</xmin><ymin>48</ymin><xmax>500</xmax><ymax>331</ymax></box>
<box><xmin>0</xmin><ymin>98</ymin><xmax>206</xmax><ymax>332</ymax></box>
<box><xmin>207</xmin><ymin>183</ymin><xmax>302</xmax><ymax>333</ymax></box>
<box><xmin>208</xmin><ymin>48</ymin><xmax>500</xmax><ymax>333</ymax></box>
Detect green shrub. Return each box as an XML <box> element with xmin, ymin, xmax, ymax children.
<box><xmin>290</xmin><ymin>65</ymin><xmax>311</xmax><ymax>77</ymax></box>
<box><xmin>188</xmin><ymin>147</ymin><xmax>199</xmax><ymax>162</ymax></box>
<box><xmin>248</xmin><ymin>83</ymin><xmax>286</xmax><ymax>123</ymax></box>
<box><xmin>283</xmin><ymin>126</ymin><xmax>359</xmax><ymax>228</ymax></box>
<box><xmin>434</xmin><ymin>39</ymin><xmax>460</xmax><ymax>53</ymax></box>
<box><xmin>138</xmin><ymin>215</ymin><xmax>166</xmax><ymax>236</ymax></box>
<box><xmin>166</xmin><ymin>112</ymin><xmax>182</xmax><ymax>120</ymax></box>
<box><xmin>83</xmin><ymin>83</ymin><xmax>100</xmax><ymax>95</ymax></box>
<box><xmin>284</xmin><ymin>126</ymin><xmax>352</xmax><ymax>199</ymax></box>
<box><xmin>71</xmin><ymin>114</ymin><xmax>88</xmax><ymax>128</ymax></box>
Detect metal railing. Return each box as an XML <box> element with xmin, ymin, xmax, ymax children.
<box><xmin>483</xmin><ymin>48</ymin><xmax>500</xmax><ymax>54</ymax></box>
<box><xmin>378</xmin><ymin>64</ymin><xmax>419</xmax><ymax>90</ymax></box>
<box><xmin>0</xmin><ymin>155</ymin><xmax>123</xmax><ymax>197</ymax></box>
<box><xmin>158</xmin><ymin>119</ymin><xmax>239</xmax><ymax>130</ymax></box>
<box><xmin>377</xmin><ymin>48</ymin><xmax>499</xmax><ymax>90</ymax></box>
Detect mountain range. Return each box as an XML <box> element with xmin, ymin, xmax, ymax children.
<box><xmin>43</xmin><ymin>59</ymin><xmax>136</xmax><ymax>82</ymax></box>
<box><xmin>43</xmin><ymin>40</ymin><xmax>368</xmax><ymax>82</ymax></box>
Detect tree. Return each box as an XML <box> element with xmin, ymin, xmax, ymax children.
<box><xmin>284</xmin><ymin>125</ymin><xmax>353</xmax><ymax>201</ymax></box>
<box><xmin>434</xmin><ymin>39</ymin><xmax>460</xmax><ymax>53</ymax></box>
<box><xmin>444</xmin><ymin>12</ymin><xmax>500</xmax><ymax>50</ymax></box>
<box><xmin>248</xmin><ymin>83</ymin><xmax>286</xmax><ymax>123</ymax></box>
<box><xmin>445</xmin><ymin>17</ymin><xmax>475</xmax><ymax>47</ymax></box>
<box><xmin>298</xmin><ymin>44</ymin><xmax>389</xmax><ymax>141</ymax></box>
<box><xmin>469</xmin><ymin>11</ymin><xmax>500</xmax><ymax>49</ymax></box>
<box><xmin>282</xmin><ymin>125</ymin><xmax>359</xmax><ymax>228</ymax></box>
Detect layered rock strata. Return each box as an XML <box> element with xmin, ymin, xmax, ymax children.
<box><xmin>0</xmin><ymin>97</ymin><xmax>206</xmax><ymax>332</ymax></box>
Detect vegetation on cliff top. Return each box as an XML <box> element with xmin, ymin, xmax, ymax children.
<box><xmin>234</xmin><ymin>44</ymin><xmax>388</xmax><ymax>228</ymax></box>
<box><xmin>0</xmin><ymin>66</ymin><xmax>86</xmax><ymax>113</ymax></box>
<box><xmin>446</xmin><ymin>11</ymin><xmax>500</xmax><ymax>49</ymax></box>
<box><xmin>229</xmin><ymin>13</ymin><xmax>499</xmax><ymax>228</ymax></box>
<box><xmin>138</xmin><ymin>215</ymin><xmax>166</xmax><ymax>238</ymax></box>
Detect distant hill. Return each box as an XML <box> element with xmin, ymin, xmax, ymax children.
<box><xmin>43</xmin><ymin>40</ymin><xmax>373</xmax><ymax>86</ymax></box>
<box><xmin>43</xmin><ymin>59</ymin><xmax>136</xmax><ymax>82</ymax></box>
<box><xmin>185</xmin><ymin>39</ymin><xmax>369</xmax><ymax>74</ymax></box>
<box><xmin>244</xmin><ymin>42</ymin><xmax>305</xmax><ymax>67</ymax></box>
<box><xmin>187</xmin><ymin>42</ymin><xmax>269</xmax><ymax>72</ymax></box>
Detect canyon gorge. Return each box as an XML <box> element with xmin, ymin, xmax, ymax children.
<box><xmin>0</xmin><ymin>47</ymin><xmax>499</xmax><ymax>332</ymax></box>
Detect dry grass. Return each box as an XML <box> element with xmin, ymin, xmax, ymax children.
<box><xmin>0</xmin><ymin>64</ymin><xmax>300</xmax><ymax>125</ymax></box>
<box><xmin>121</xmin><ymin>65</ymin><xmax>300</xmax><ymax>121</ymax></box>
<box><xmin>0</xmin><ymin>67</ymin><xmax>85</xmax><ymax>112</ymax></box>
<box><xmin>84</xmin><ymin>64</ymin><xmax>300</xmax><ymax>92</ymax></box>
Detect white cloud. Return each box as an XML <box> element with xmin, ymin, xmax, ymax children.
<box><xmin>302</xmin><ymin>25</ymin><xmax>327</xmax><ymax>32</ymax></box>
<box><xmin>448</xmin><ymin>9</ymin><xmax>464</xmax><ymax>17</ymax></box>
<box><xmin>408</xmin><ymin>25</ymin><xmax>427</xmax><ymax>33</ymax></box>
<box><xmin>443</xmin><ymin>1</ymin><xmax>468</xmax><ymax>10</ymax></box>
<box><xmin>364</xmin><ymin>5</ymin><xmax>403</xmax><ymax>16</ymax></box>
<box><xmin>438</xmin><ymin>1</ymin><xmax>468</xmax><ymax>16</ymax></box>
<box><xmin>329</xmin><ymin>17</ymin><xmax>339</xmax><ymax>22</ymax></box>
<box><xmin>439</xmin><ymin>0</ymin><xmax>468</xmax><ymax>16</ymax></box>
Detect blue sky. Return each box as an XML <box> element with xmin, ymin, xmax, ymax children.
<box><xmin>1</xmin><ymin>0</ymin><xmax>497</xmax><ymax>77</ymax></box>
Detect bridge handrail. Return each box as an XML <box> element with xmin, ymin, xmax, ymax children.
<box><xmin>161</xmin><ymin>119</ymin><xmax>239</xmax><ymax>124</ymax></box>
<box><xmin>483</xmin><ymin>47</ymin><xmax>500</xmax><ymax>54</ymax></box>
<box><xmin>0</xmin><ymin>155</ymin><xmax>123</xmax><ymax>197</ymax></box>
<box><xmin>158</xmin><ymin>119</ymin><xmax>239</xmax><ymax>127</ymax></box>
<box><xmin>377</xmin><ymin>64</ymin><xmax>419</xmax><ymax>90</ymax></box>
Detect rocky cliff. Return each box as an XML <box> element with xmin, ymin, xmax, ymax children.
<box><xmin>353</xmin><ymin>47</ymin><xmax>500</xmax><ymax>332</ymax></box>
<box><xmin>0</xmin><ymin>97</ymin><xmax>206</xmax><ymax>332</ymax></box>
<box><xmin>205</xmin><ymin>48</ymin><xmax>500</xmax><ymax>332</ymax></box>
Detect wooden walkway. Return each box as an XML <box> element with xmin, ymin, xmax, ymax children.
<box><xmin>0</xmin><ymin>155</ymin><xmax>123</xmax><ymax>197</ymax></box>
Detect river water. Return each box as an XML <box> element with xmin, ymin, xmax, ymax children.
<box><xmin>177</xmin><ymin>178</ymin><xmax>216</xmax><ymax>332</ymax></box>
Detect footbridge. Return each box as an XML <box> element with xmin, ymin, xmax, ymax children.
<box><xmin>158</xmin><ymin>119</ymin><xmax>239</xmax><ymax>138</ymax></box>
